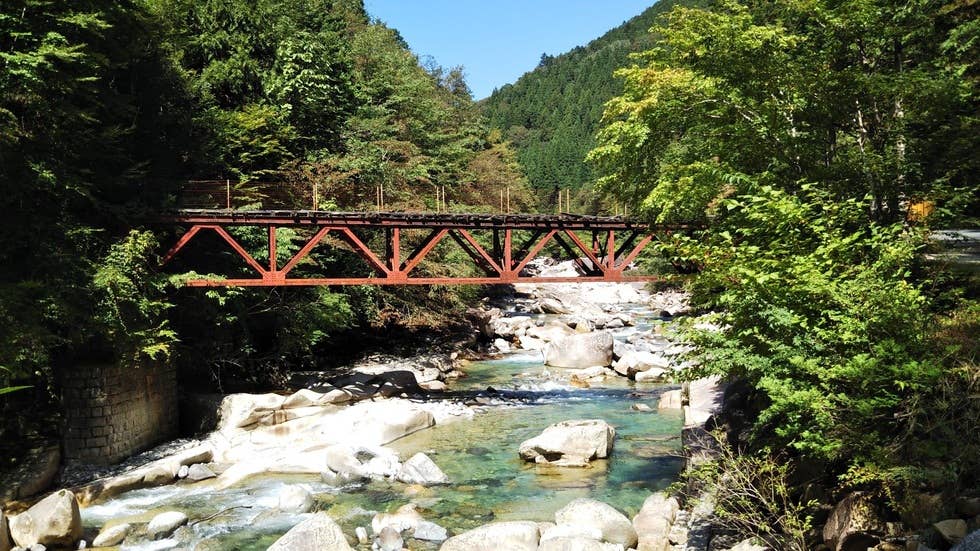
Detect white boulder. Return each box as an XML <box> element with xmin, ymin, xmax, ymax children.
<box><xmin>277</xmin><ymin>485</ymin><xmax>313</xmax><ymax>514</ymax></box>
<box><xmin>440</xmin><ymin>521</ymin><xmax>541</xmax><ymax>551</ymax></box>
<box><xmin>146</xmin><ymin>511</ymin><xmax>188</xmax><ymax>540</ymax></box>
<box><xmin>8</xmin><ymin>490</ymin><xmax>82</xmax><ymax>549</ymax></box>
<box><xmin>555</xmin><ymin>498</ymin><xmax>637</xmax><ymax>548</ymax></box>
<box><xmin>519</xmin><ymin>420</ymin><xmax>615</xmax><ymax>466</ymax></box>
<box><xmin>632</xmin><ymin>493</ymin><xmax>679</xmax><ymax>551</ymax></box>
<box><xmin>396</xmin><ymin>453</ymin><xmax>449</xmax><ymax>485</ymax></box>
<box><xmin>268</xmin><ymin>512</ymin><xmax>352</xmax><ymax>551</ymax></box>
<box><xmin>545</xmin><ymin>333</ymin><xmax>614</xmax><ymax>369</ymax></box>
<box><xmin>91</xmin><ymin>523</ymin><xmax>131</xmax><ymax>548</ymax></box>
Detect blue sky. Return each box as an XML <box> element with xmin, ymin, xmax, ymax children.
<box><xmin>363</xmin><ymin>1</ymin><xmax>656</xmax><ymax>100</ymax></box>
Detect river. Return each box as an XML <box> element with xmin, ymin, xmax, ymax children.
<box><xmin>80</xmin><ymin>304</ymin><xmax>685</xmax><ymax>550</ymax></box>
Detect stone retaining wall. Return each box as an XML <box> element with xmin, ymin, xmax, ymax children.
<box><xmin>62</xmin><ymin>362</ymin><xmax>178</xmax><ymax>465</ymax></box>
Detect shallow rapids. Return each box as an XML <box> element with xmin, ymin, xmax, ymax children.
<box><xmin>81</xmin><ymin>311</ymin><xmax>684</xmax><ymax>550</ymax></box>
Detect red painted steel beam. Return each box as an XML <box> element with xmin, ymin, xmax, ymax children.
<box><xmin>180</xmin><ymin>275</ymin><xmax>664</xmax><ymax>287</ymax></box>
<box><xmin>455</xmin><ymin>229</ymin><xmax>503</xmax><ymax>274</ymax></box>
<box><xmin>279</xmin><ymin>226</ymin><xmax>331</xmax><ymax>275</ymax></box>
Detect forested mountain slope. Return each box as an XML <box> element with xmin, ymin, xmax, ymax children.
<box><xmin>481</xmin><ymin>0</ymin><xmax>701</xmax><ymax>206</ymax></box>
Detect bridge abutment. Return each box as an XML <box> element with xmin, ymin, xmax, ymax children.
<box><xmin>62</xmin><ymin>361</ymin><xmax>178</xmax><ymax>465</ymax></box>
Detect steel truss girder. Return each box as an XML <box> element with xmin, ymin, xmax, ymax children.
<box><xmin>160</xmin><ymin>219</ymin><xmax>671</xmax><ymax>287</ymax></box>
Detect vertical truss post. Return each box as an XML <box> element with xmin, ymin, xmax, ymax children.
<box><xmin>502</xmin><ymin>229</ymin><xmax>513</xmax><ymax>281</ymax></box>
<box><xmin>386</xmin><ymin>228</ymin><xmax>401</xmax><ymax>273</ymax></box>
<box><xmin>606</xmin><ymin>230</ymin><xmax>617</xmax><ymax>274</ymax></box>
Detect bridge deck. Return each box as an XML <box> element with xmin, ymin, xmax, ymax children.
<box><xmin>164</xmin><ymin>209</ymin><xmax>681</xmax><ymax>231</ymax></box>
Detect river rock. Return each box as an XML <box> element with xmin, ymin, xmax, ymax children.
<box><xmin>325</xmin><ymin>444</ymin><xmax>401</xmax><ymax>480</ymax></box>
<box><xmin>519</xmin><ymin>335</ymin><xmax>546</xmax><ymax>350</ymax></box>
<box><xmin>268</xmin><ymin>512</ymin><xmax>352</xmax><ymax>551</ymax></box>
<box><xmin>519</xmin><ymin>419</ymin><xmax>615</xmax><ymax>466</ymax></box>
<box><xmin>186</xmin><ymin>464</ymin><xmax>217</xmax><ymax>482</ymax></box>
<box><xmin>634</xmin><ymin>369</ymin><xmax>667</xmax><ymax>383</ymax></box>
<box><xmin>146</xmin><ymin>511</ymin><xmax>188</xmax><ymax>540</ymax></box>
<box><xmin>217</xmin><ymin>393</ymin><xmax>286</xmax><ymax>431</ymax></box>
<box><xmin>823</xmin><ymin>492</ymin><xmax>885</xmax><ymax>551</ymax></box>
<box><xmin>413</xmin><ymin>520</ymin><xmax>448</xmax><ymax>542</ymax></box>
<box><xmin>490</xmin><ymin>316</ymin><xmax>533</xmax><ymax>339</ymax></box>
<box><xmin>376</xmin><ymin>526</ymin><xmax>402</xmax><ymax>551</ymax></box>
<box><xmin>8</xmin><ymin>490</ymin><xmax>82</xmax><ymax>549</ymax></box>
<box><xmin>355</xmin><ymin>526</ymin><xmax>369</xmax><ymax>545</ymax></box>
<box><xmin>527</xmin><ymin>321</ymin><xmax>577</xmax><ymax>343</ymax></box>
<box><xmin>91</xmin><ymin>523</ymin><xmax>130</xmax><ymax>548</ymax></box>
<box><xmin>278</xmin><ymin>485</ymin><xmax>313</xmax><ymax>513</ymax></box>
<box><xmin>539</xmin><ymin>298</ymin><xmax>571</xmax><ymax>314</ymax></box>
<box><xmin>440</xmin><ymin>521</ymin><xmax>541</xmax><ymax>551</ymax></box>
<box><xmin>935</xmin><ymin>519</ymin><xmax>968</xmax><ymax>544</ymax></box>
<box><xmin>420</xmin><ymin>380</ymin><xmax>447</xmax><ymax>392</ymax></box>
<box><xmin>372</xmin><ymin>503</ymin><xmax>423</xmax><ymax>534</ymax></box>
<box><xmin>632</xmin><ymin>492</ymin><xmax>678</xmax><ymax>551</ymax></box>
<box><xmin>544</xmin><ymin>333</ymin><xmax>613</xmax><ymax>369</ymax></box>
<box><xmin>493</xmin><ymin>338</ymin><xmax>512</xmax><ymax>352</ymax></box>
<box><xmin>538</xmin><ymin>537</ymin><xmax>626</xmax><ymax>551</ymax></box>
<box><xmin>396</xmin><ymin>453</ymin><xmax>449</xmax><ymax>485</ymax></box>
<box><xmin>555</xmin><ymin>498</ymin><xmax>637</xmax><ymax>548</ymax></box>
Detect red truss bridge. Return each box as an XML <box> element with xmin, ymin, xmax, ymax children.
<box><xmin>161</xmin><ymin>210</ymin><xmax>691</xmax><ymax>287</ymax></box>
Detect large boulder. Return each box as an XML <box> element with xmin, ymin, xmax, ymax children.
<box><xmin>519</xmin><ymin>420</ymin><xmax>616</xmax><ymax>466</ymax></box>
<box><xmin>684</xmin><ymin>377</ymin><xmax>725</xmax><ymax>428</ymax></box>
<box><xmin>8</xmin><ymin>490</ymin><xmax>82</xmax><ymax>548</ymax></box>
<box><xmin>527</xmin><ymin>321</ymin><xmax>577</xmax><ymax>343</ymax></box>
<box><xmin>632</xmin><ymin>493</ymin><xmax>679</xmax><ymax>551</ymax></box>
<box><xmin>346</xmin><ymin>400</ymin><xmax>435</xmax><ymax>445</ymax></box>
<box><xmin>555</xmin><ymin>498</ymin><xmax>637</xmax><ymax>548</ymax></box>
<box><xmin>544</xmin><ymin>333</ymin><xmax>614</xmax><ymax>369</ymax></box>
<box><xmin>268</xmin><ymin>512</ymin><xmax>352</xmax><ymax>551</ymax></box>
<box><xmin>396</xmin><ymin>453</ymin><xmax>449</xmax><ymax>485</ymax></box>
<box><xmin>217</xmin><ymin>393</ymin><xmax>287</xmax><ymax>431</ymax></box>
<box><xmin>440</xmin><ymin>521</ymin><xmax>541</xmax><ymax>551</ymax></box>
<box><xmin>822</xmin><ymin>492</ymin><xmax>886</xmax><ymax>551</ymax></box>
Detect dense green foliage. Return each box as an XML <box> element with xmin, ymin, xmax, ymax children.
<box><xmin>0</xmin><ymin>0</ymin><xmax>531</xmax><ymax>405</ymax></box>
<box><xmin>592</xmin><ymin>0</ymin><xmax>978</xmax><ymax>523</ymax></box>
<box><xmin>482</xmin><ymin>1</ymin><xmax>702</xmax><ymax>207</ymax></box>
